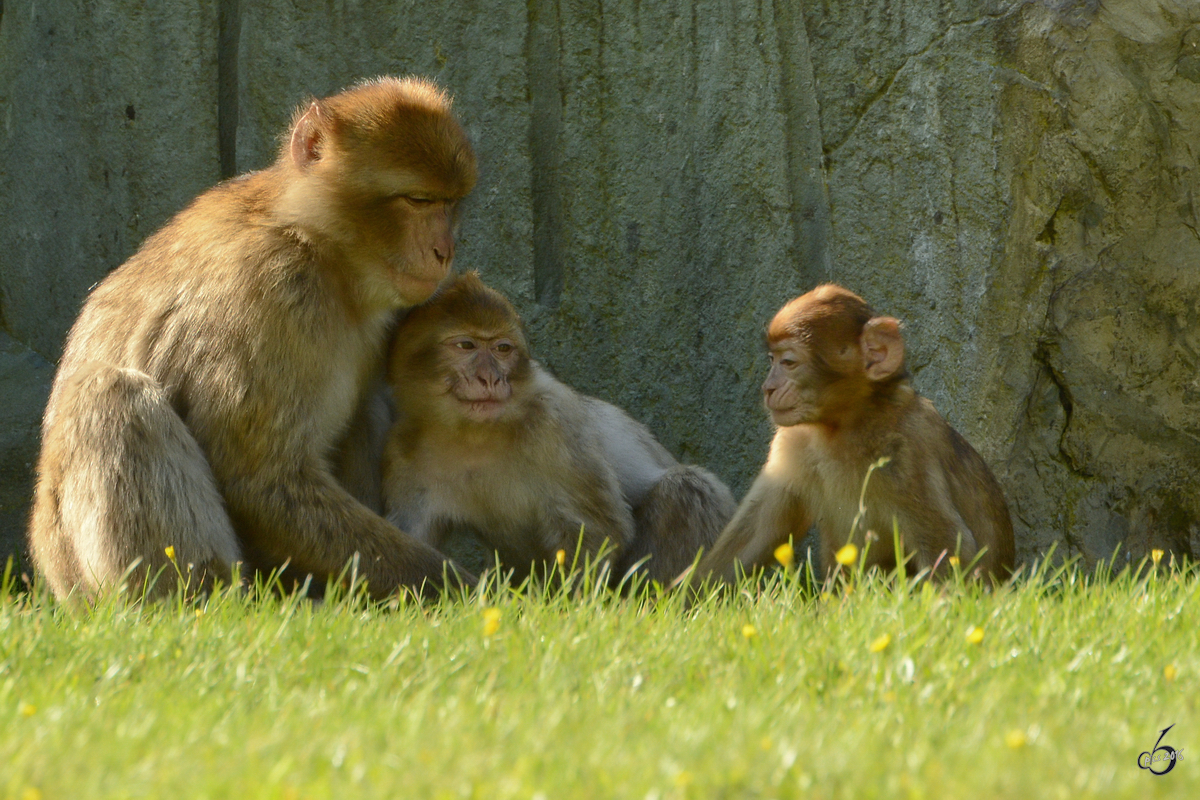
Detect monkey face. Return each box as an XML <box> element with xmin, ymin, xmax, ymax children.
<box><xmin>324</xmin><ymin>183</ymin><xmax>464</xmax><ymax>307</ymax></box>
<box><xmin>762</xmin><ymin>286</ymin><xmax>904</xmax><ymax>430</ymax></box>
<box><xmin>284</xmin><ymin>77</ymin><xmax>476</xmax><ymax>309</ymax></box>
<box><xmin>762</xmin><ymin>338</ymin><xmax>827</xmax><ymax>426</ymax></box>
<box><xmin>763</xmin><ymin>332</ymin><xmax>875</xmax><ymax>428</ymax></box>
<box><xmin>375</xmin><ymin>194</ymin><xmax>460</xmax><ymax>305</ymax></box>
<box><xmin>440</xmin><ymin>333</ymin><xmax>525</xmax><ymax>421</ymax></box>
<box><xmin>391</xmin><ymin>272</ymin><xmax>534</xmax><ymax>425</ymax></box>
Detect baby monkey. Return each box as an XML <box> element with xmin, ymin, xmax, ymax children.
<box><xmin>690</xmin><ymin>284</ymin><xmax>1015</xmax><ymax>585</ymax></box>
<box><xmin>382</xmin><ymin>272</ymin><xmax>736</xmax><ymax>583</ymax></box>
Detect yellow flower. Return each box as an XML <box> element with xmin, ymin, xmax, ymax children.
<box><xmin>1151</xmin><ymin>549</ymin><xmax>1164</xmax><ymax>567</ymax></box>
<box><xmin>555</xmin><ymin>549</ymin><xmax>566</xmax><ymax>568</ymax></box>
<box><xmin>869</xmin><ymin>633</ymin><xmax>891</xmax><ymax>653</ymax></box>
<box><xmin>948</xmin><ymin>556</ymin><xmax>960</xmax><ymax>568</ymax></box>
<box><xmin>482</xmin><ymin>608</ymin><xmax>501</xmax><ymax>637</ymax></box>
<box><xmin>774</xmin><ymin>542</ymin><xmax>795</xmax><ymax>568</ymax></box>
<box><xmin>835</xmin><ymin>543</ymin><xmax>859</xmax><ymax>567</ymax></box>
<box><xmin>22</xmin><ymin>789</ymin><xmax>42</xmax><ymax>800</ymax></box>
<box><xmin>18</xmin><ymin>702</ymin><xmax>36</xmax><ymax>717</ymax></box>
<box><xmin>1164</xmin><ymin>664</ymin><xmax>1178</xmax><ymax>682</ymax></box>
<box><xmin>674</xmin><ymin>771</ymin><xmax>692</xmax><ymax>788</ymax></box>
<box><xmin>1005</xmin><ymin>730</ymin><xmax>1027</xmax><ymax>749</ymax></box>
<box><xmin>760</xmin><ymin>736</ymin><xmax>772</xmax><ymax>751</ymax></box>
<box><xmin>164</xmin><ymin>545</ymin><xmax>176</xmax><ymax>562</ymax></box>
<box><xmin>965</xmin><ymin>626</ymin><xmax>984</xmax><ymax>645</ymax></box>
<box><xmin>742</xmin><ymin>624</ymin><xmax>758</xmax><ymax>640</ymax></box>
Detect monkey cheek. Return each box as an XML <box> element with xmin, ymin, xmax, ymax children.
<box><xmin>767</xmin><ymin>404</ymin><xmax>813</xmax><ymax>428</ymax></box>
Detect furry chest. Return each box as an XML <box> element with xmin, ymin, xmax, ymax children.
<box><xmin>425</xmin><ymin>463</ymin><xmax>556</xmax><ymax>546</ymax></box>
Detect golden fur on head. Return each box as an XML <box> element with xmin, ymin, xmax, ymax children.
<box><xmin>768</xmin><ymin>284</ymin><xmax>875</xmax><ymax>350</ymax></box>
<box><xmin>413</xmin><ymin>271</ymin><xmax>526</xmax><ymax>339</ymax></box>
<box><xmin>289</xmin><ymin>76</ymin><xmax>477</xmax><ymax>198</ymax></box>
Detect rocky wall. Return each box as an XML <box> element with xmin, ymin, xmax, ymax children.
<box><xmin>2</xmin><ymin>0</ymin><xmax>1198</xmax><ymax>571</ymax></box>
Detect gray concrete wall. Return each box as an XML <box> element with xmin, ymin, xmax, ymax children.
<box><xmin>3</xmin><ymin>0</ymin><xmax>1199</xmax><ymax>571</ymax></box>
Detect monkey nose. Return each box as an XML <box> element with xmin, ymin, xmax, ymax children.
<box><xmin>434</xmin><ymin>236</ymin><xmax>454</xmax><ymax>265</ymax></box>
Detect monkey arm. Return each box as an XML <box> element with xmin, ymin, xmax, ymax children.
<box><xmin>379</xmin><ymin>434</ymin><xmax>430</xmax><ymax>539</ymax></box>
<box><xmin>332</xmin><ymin>376</ymin><xmax>394</xmax><ymax>514</ymax></box>
<box><xmin>224</xmin><ymin>463</ymin><xmax>470</xmax><ymax>597</ymax></box>
<box><xmin>939</xmin><ymin>427</ymin><xmax>1016</xmax><ymax>579</ymax></box>
<box><xmin>522</xmin><ymin>397</ymin><xmax>637</xmax><ymax>567</ymax></box>
<box><xmin>693</xmin><ymin>472</ymin><xmax>811</xmax><ymax>584</ymax></box>
<box><xmin>545</xmin><ymin>464</ymin><xmax>636</xmax><ymax>569</ymax></box>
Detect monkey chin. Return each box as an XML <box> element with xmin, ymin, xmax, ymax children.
<box><xmin>767</xmin><ymin>406</ymin><xmax>814</xmax><ymax>428</ymax></box>
<box><xmin>393</xmin><ymin>267</ymin><xmax>450</xmax><ymax>306</ymax></box>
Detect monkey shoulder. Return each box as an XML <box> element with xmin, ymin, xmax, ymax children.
<box><xmin>129</xmin><ymin>170</ymin><xmax>281</xmax><ymax>273</ymax></box>
<box><xmin>889</xmin><ymin>395</ymin><xmax>1006</xmax><ymax>517</ymax></box>
<box><xmin>905</xmin><ymin>396</ymin><xmax>984</xmax><ymax>465</ymax></box>
<box><xmin>511</xmin><ymin>366</ymin><xmax>584</xmax><ymax>456</ymax></box>
<box><xmin>86</xmin><ymin>176</ymin><xmax>325</xmax><ymax>342</ymax></box>
<box><xmin>918</xmin><ymin>403</ymin><xmax>1006</xmax><ymax>496</ymax></box>
<box><xmin>539</xmin><ymin>373</ymin><xmax>675</xmax><ymax>473</ymax></box>
<box><xmin>523</xmin><ymin>365</ymin><xmax>636</xmax><ymax>491</ymax></box>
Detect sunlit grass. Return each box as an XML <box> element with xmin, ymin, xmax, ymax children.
<box><xmin>0</xmin><ymin>553</ymin><xmax>1195</xmax><ymax>799</ymax></box>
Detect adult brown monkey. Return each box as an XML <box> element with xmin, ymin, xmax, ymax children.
<box><xmin>28</xmin><ymin>77</ymin><xmax>478</xmax><ymax>601</ymax></box>
<box><xmin>688</xmin><ymin>284</ymin><xmax>1014</xmax><ymax>586</ymax></box>
<box><xmin>381</xmin><ymin>272</ymin><xmax>736</xmax><ymax>584</ymax></box>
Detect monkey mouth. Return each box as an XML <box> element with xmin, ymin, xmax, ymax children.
<box><xmin>456</xmin><ymin>397</ymin><xmax>507</xmax><ymax>421</ymax></box>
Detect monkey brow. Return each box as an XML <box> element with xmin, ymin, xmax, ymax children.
<box><xmin>763</xmin><ymin>323</ymin><xmax>814</xmax><ymax>350</ymax></box>
<box><xmin>445</xmin><ymin>327</ymin><xmax>510</xmax><ymax>341</ymax></box>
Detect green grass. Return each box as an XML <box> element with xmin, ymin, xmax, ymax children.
<box><xmin>0</xmin><ymin>556</ymin><xmax>1195</xmax><ymax>799</ymax></box>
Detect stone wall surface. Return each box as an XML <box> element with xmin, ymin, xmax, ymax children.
<box><xmin>2</xmin><ymin>0</ymin><xmax>1198</xmax><ymax>571</ymax></box>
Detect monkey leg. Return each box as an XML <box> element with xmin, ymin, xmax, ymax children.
<box><xmin>621</xmin><ymin>465</ymin><xmax>737</xmax><ymax>584</ymax></box>
<box><xmin>29</xmin><ymin>364</ymin><xmax>242</xmax><ymax>601</ymax></box>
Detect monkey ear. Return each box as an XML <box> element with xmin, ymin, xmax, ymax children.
<box><xmin>861</xmin><ymin>317</ymin><xmax>904</xmax><ymax>381</ymax></box>
<box><xmin>290</xmin><ymin>102</ymin><xmax>327</xmax><ymax>170</ymax></box>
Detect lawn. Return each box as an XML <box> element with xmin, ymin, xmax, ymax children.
<box><xmin>0</xmin><ymin>555</ymin><xmax>1194</xmax><ymax>799</ymax></box>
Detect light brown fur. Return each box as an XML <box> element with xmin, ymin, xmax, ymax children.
<box><xmin>690</xmin><ymin>284</ymin><xmax>1014</xmax><ymax>585</ymax></box>
<box><xmin>381</xmin><ymin>273</ymin><xmax>736</xmax><ymax>584</ymax></box>
<box><xmin>29</xmin><ymin>76</ymin><xmax>478</xmax><ymax>601</ymax></box>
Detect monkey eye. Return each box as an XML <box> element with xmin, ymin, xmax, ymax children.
<box><xmin>780</xmin><ymin>357</ymin><xmax>798</xmax><ymax>368</ymax></box>
<box><xmin>406</xmin><ymin>196</ymin><xmax>435</xmax><ymax>206</ymax></box>
<box><xmin>453</xmin><ymin>340</ymin><xmax>477</xmax><ymax>350</ymax></box>
<box><xmin>494</xmin><ymin>342</ymin><xmax>515</xmax><ymax>354</ymax></box>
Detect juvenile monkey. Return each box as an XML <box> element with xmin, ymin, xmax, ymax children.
<box><xmin>381</xmin><ymin>272</ymin><xmax>736</xmax><ymax>584</ymax></box>
<box><xmin>690</xmin><ymin>284</ymin><xmax>1014</xmax><ymax>585</ymax></box>
<box><xmin>29</xmin><ymin>77</ymin><xmax>478</xmax><ymax>600</ymax></box>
